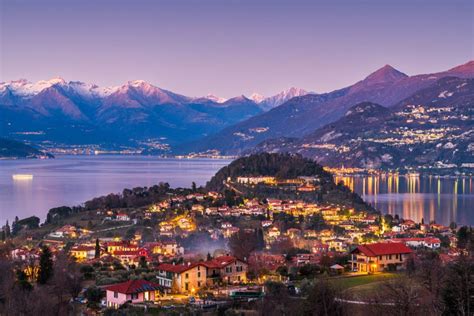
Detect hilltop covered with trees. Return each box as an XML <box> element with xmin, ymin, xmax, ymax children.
<box><xmin>207</xmin><ymin>153</ymin><xmax>375</xmax><ymax>212</ymax></box>
<box><xmin>206</xmin><ymin>153</ymin><xmax>330</xmax><ymax>190</ymax></box>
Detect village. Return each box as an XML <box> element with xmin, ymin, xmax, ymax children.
<box><xmin>2</xmin><ymin>170</ymin><xmax>469</xmax><ymax>315</ymax></box>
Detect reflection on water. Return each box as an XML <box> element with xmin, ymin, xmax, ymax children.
<box><xmin>0</xmin><ymin>155</ymin><xmax>232</xmax><ymax>224</ymax></box>
<box><xmin>335</xmin><ymin>174</ymin><xmax>474</xmax><ymax>226</ymax></box>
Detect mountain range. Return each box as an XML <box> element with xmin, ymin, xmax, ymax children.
<box><xmin>248</xmin><ymin>76</ymin><xmax>474</xmax><ymax>169</ymax></box>
<box><xmin>0</xmin><ymin>79</ymin><xmax>307</xmax><ymax>147</ymax></box>
<box><xmin>181</xmin><ymin>61</ymin><xmax>474</xmax><ymax>155</ymax></box>
<box><xmin>1</xmin><ymin>60</ymin><xmax>472</xmax><ymax>169</ymax></box>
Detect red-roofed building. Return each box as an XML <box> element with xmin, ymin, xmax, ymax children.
<box><xmin>105</xmin><ymin>279</ymin><xmax>162</xmax><ymax>308</ymax></box>
<box><xmin>156</xmin><ymin>262</ymin><xmax>207</xmax><ymax>293</ymax></box>
<box><xmin>350</xmin><ymin>243</ymin><xmax>413</xmax><ymax>273</ymax></box>
<box><xmin>114</xmin><ymin>248</ymin><xmax>150</xmax><ymax>265</ymax></box>
<box><xmin>203</xmin><ymin>255</ymin><xmax>248</xmax><ymax>285</ymax></box>
<box><xmin>388</xmin><ymin>237</ymin><xmax>441</xmax><ymax>249</ymax></box>
<box><xmin>156</xmin><ymin>255</ymin><xmax>248</xmax><ymax>294</ymax></box>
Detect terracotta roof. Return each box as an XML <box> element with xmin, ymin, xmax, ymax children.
<box><xmin>203</xmin><ymin>255</ymin><xmax>239</xmax><ymax>268</ymax></box>
<box><xmin>352</xmin><ymin>243</ymin><xmax>413</xmax><ymax>256</ymax></box>
<box><xmin>105</xmin><ymin>279</ymin><xmax>162</xmax><ymax>294</ymax></box>
<box><xmin>71</xmin><ymin>245</ymin><xmax>95</xmax><ymax>252</ymax></box>
<box><xmin>157</xmin><ymin>263</ymin><xmax>201</xmax><ymax>273</ymax></box>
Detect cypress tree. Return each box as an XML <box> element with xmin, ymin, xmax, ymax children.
<box><xmin>37</xmin><ymin>245</ymin><xmax>53</xmax><ymax>284</ymax></box>
<box><xmin>95</xmin><ymin>238</ymin><xmax>100</xmax><ymax>259</ymax></box>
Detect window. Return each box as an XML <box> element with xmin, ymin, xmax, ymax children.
<box><xmin>379</xmin><ymin>256</ymin><xmax>382</xmax><ymax>260</ymax></box>
<box><xmin>198</xmin><ymin>281</ymin><xmax>201</xmax><ymax>287</ymax></box>
<box><xmin>198</xmin><ymin>272</ymin><xmax>201</xmax><ymax>278</ymax></box>
<box><xmin>185</xmin><ymin>273</ymin><xmax>189</xmax><ymax>279</ymax></box>
<box><xmin>185</xmin><ymin>283</ymin><xmax>189</xmax><ymax>291</ymax></box>
<box><xmin>389</xmin><ymin>255</ymin><xmax>392</xmax><ymax>260</ymax></box>
<box><xmin>114</xmin><ymin>291</ymin><xmax>118</xmax><ymax>298</ymax></box>
<box><xmin>131</xmin><ymin>293</ymin><xmax>138</xmax><ymax>300</ymax></box>
<box><xmin>238</xmin><ymin>276</ymin><xmax>241</xmax><ymax>281</ymax></box>
<box><xmin>396</xmin><ymin>254</ymin><xmax>399</xmax><ymax>259</ymax></box>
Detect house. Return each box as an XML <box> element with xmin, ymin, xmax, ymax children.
<box><xmin>156</xmin><ymin>262</ymin><xmax>208</xmax><ymax>293</ymax></box>
<box><xmin>267</xmin><ymin>227</ymin><xmax>280</xmax><ymax>238</ymax></box>
<box><xmin>293</xmin><ymin>253</ymin><xmax>319</xmax><ymax>266</ymax></box>
<box><xmin>388</xmin><ymin>237</ymin><xmax>441</xmax><ymax>249</ymax></box>
<box><xmin>106</xmin><ymin>241</ymin><xmax>138</xmax><ymax>254</ymax></box>
<box><xmin>114</xmin><ymin>248</ymin><xmax>150</xmax><ymax>265</ymax></box>
<box><xmin>116</xmin><ymin>213</ymin><xmax>130</xmax><ymax>221</ymax></box>
<box><xmin>156</xmin><ymin>255</ymin><xmax>248</xmax><ymax>294</ymax></box>
<box><xmin>49</xmin><ymin>225</ymin><xmax>78</xmax><ymax>238</ymax></box>
<box><xmin>350</xmin><ymin>243</ymin><xmax>413</xmax><ymax>273</ymax></box>
<box><xmin>236</xmin><ymin>176</ymin><xmax>275</xmax><ymax>185</ymax></box>
<box><xmin>70</xmin><ymin>245</ymin><xmax>96</xmax><ymax>261</ymax></box>
<box><xmin>204</xmin><ymin>255</ymin><xmax>248</xmax><ymax>285</ymax></box>
<box><xmin>105</xmin><ymin>279</ymin><xmax>162</xmax><ymax>309</ymax></box>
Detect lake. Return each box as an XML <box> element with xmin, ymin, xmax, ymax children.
<box><xmin>335</xmin><ymin>174</ymin><xmax>474</xmax><ymax>226</ymax></box>
<box><xmin>0</xmin><ymin>155</ymin><xmax>231</xmax><ymax>224</ymax></box>
<box><xmin>0</xmin><ymin>156</ymin><xmax>472</xmax><ymax>227</ymax></box>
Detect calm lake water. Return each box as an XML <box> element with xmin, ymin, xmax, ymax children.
<box><xmin>0</xmin><ymin>156</ymin><xmax>472</xmax><ymax>227</ymax></box>
<box><xmin>335</xmin><ymin>175</ymin><xmax>474</xmax><ymax>226</ymax></box>
<box><xmin>0</xmin><ymin>156</ymin><xmax>231</xmax><ymax>224</ymax></box>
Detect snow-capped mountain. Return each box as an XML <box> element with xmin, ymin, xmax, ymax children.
<box><xmin>249</xmin><ymin>93</ymin><xmax>265</xmax><ymax>104</ymax></box>
<box><xmin>0</xmin><ymin>78</ymin><xmax>264</xmax><ymax>147</ymax></box>
<box><xmin>202</xmin><ymin>94</ymin><xmax>228</xmax><ymax>103</ymax></box>
<box><xmin>247</xmin><ymin>87</ymin><xmax>310</xmax><ymax>111</ymax></box>
<box><xmin>257</xmin><ymin>87</ymin><xmax>310</xmax><ymax>111</ymax></box>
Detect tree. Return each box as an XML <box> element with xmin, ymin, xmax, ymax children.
<box><xmin>371</xmin><ymin>277</ymin><xmax>428</xmax><ymax>315</ymax></box>
<box><xmin>125</xmin><ymin>228</ymin><xmax>136</xmax><ymax>241</ymax></box>
<box><xmin>302</xmin><ymin>279</ymin><xmax>344</xmax><ymax>316</ymax></box>
<box><xmin>139</xmin><ymin>256</ymin><xmax>147</xmax><ymax>269</ymax></box>
<box><xmin>457</xmin><ymin>226</ymin><xmax>472</xmax><ymax>250</ymax></box>
<box><xmin>11</xmin><ymin>216</ymin><xmax>19</xmax><ymax>236</ymax></box>
<box><xmin>228</xmin><ymin>230</ymin><xmax>257</xmax><ymax>260</ymax></box>
<box><xmin>262</xmin><ymin>281</ymin><xmax>290</xmax><ymax>314</ymax></box>
<box><xmin>307</xmin><ymin>213</ymin><xmax>327</xmax><ymax>231</ymax></box>
<box><xmin>85</xmin><ymin>286</ymin><xmax>104</xmax><ymax>309</ymax></box>
<box><xmin>95</xmin><ymin>238</ymin><xmax>100</xmax><ymax>259</ymax></box>
<box><xmin>255</xmin><ymin>228</ymin><xmax>265</xmax><ymax>250</ymax></box>
<box><xmin>441</xmin><ymin>255</ymin><xmax>474</xmax><ymax>316</ymax></box>
<box><xmin>37</xmin><ymin>245</ymin><xmax>53</xmax><ymax>284</ymax></box>
<box><xmin>16</xmin><ymin>270</ymin><xmax>32</xmax><ymax>291</ymax></box>
<box><xmin>49</xmin><ymin>252</ymin><xmax>83</xmax><ymax>315</ymax></box>
<box><xmin>4</xmin><ymin>221</ymin><xmax>10</xmax><ymax>238</ymax></box>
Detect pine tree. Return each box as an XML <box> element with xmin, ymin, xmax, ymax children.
<box><xmin>95</xmin><ymin>238</ymin><xmax>100</xmax><ymax>259</ymax></box>
<box><xmin>5</xmin><ymin>220</ymin><xmax>10</xmax><ymax>237</ymax></box>
<box><xmin>12</xmin><ymin>216</ymin><xmax>19</xmax><ymax>236</ymax></box>
<box><xmin>37</xmin><ymin>245</ymin><xmax>53</xmax><ymax>284</ymax></box>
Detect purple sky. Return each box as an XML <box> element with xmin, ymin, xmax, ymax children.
<box><xmin>1</xmin><ymin>0</ymin><xmax>472</xmax><ymax>98</ymax></box>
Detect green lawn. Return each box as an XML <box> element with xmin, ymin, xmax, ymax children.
<box><xmin>330</xmin><ymin>273</ymin><xmax>399</xmax><ymax>291</ymax></box>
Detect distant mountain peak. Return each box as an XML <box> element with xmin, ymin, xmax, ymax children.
<box><xmin>249</xmin><ymin>93</ymin><xmax>265</xmax><ymax>103</ymax></box>
<box><xmin>447</xmin><ymin>60</ymin><xmax>474</xmax><ymax>74</ymax></box>
<box><xmin>204</xmin><ymin>94</ymin><xmax>227</xmax><ymax>103</ymax></box>
<box><xmin>364</xmin><ymin>64</ymin><xmax>408</xmax><ymax>84</ymax></box>
<box><xmin>229</xmin><ymin>95</ymin><xmax>251</xmax><ymax>102</ymax></box>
